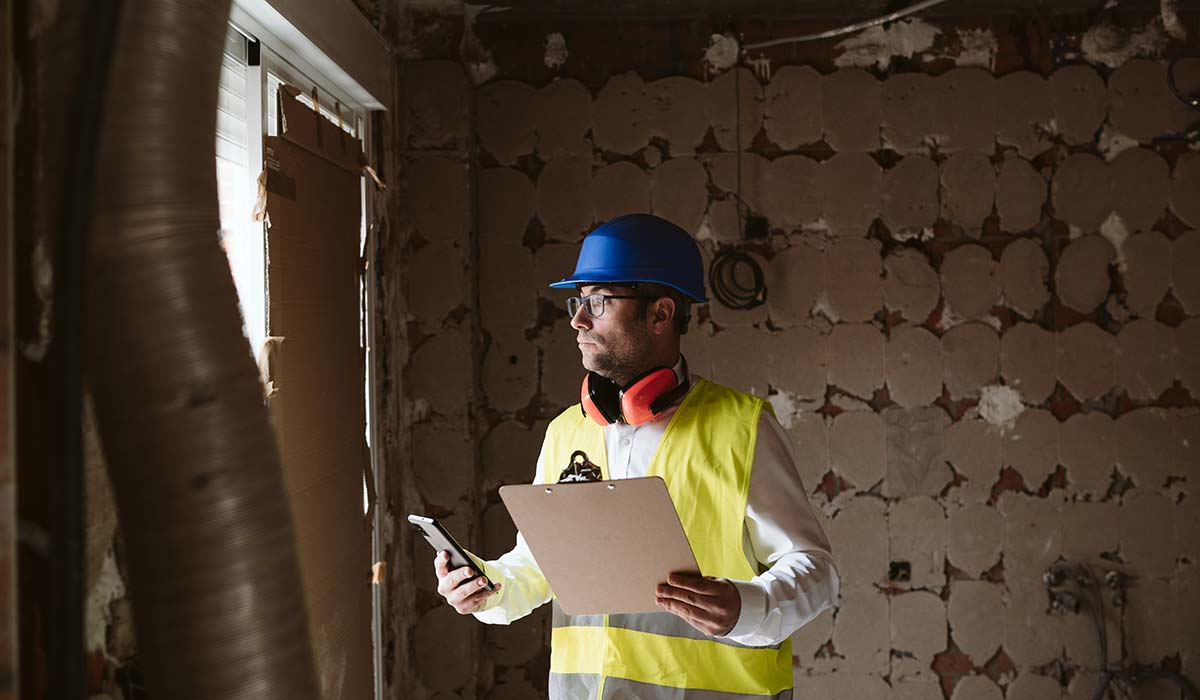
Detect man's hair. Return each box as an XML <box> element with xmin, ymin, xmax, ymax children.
<box><xmin>632</xmin><ymin>283</ymin><xmax>691</xmax><ymax>335</ymax></box>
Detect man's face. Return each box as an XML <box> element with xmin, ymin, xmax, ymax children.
<box><xmin>570</xmin><ymin>284</ymin><xmax>653</xmax><ymax>380</ymax></box>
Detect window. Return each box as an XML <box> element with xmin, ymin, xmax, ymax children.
<box><xmin>214</xmin><ymin>21</ymin><xmax>370</xmax><ymax>360</ymax></box>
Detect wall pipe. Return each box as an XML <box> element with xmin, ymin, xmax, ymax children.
<box><xmin>87</xmin><ymin>0</ymin><xmax>319</xmax><ymax>697</ymax></box>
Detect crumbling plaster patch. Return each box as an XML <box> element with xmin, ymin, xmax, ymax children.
<box><xmin>978</xmin><ymin>383</ymin><xmax>1027</xmax><ymax>431</ymax></box>
<box><xmin>1110</xmin><ymin>148</ymin><xmax>1168</xmax><ymax>234</ymax></box>
<box><xmin>942</xmin><ymin>322</ymin><xmax>1000</xmax><ymax>399</ymax></box>
<box><xmin>536</xmin><ymin>156</ymin><xmax>592</xmax><ymax>239</ymax></box>
<box><xmin>833</xmin><ymin>18</ymin><xmax>940</xmax><ymax>71</ymax></box>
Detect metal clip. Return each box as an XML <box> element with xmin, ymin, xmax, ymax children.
<box><xmin>558</xmin><ymin>450</ymin><xmax>602</xmax><ymax>483</ymax></box>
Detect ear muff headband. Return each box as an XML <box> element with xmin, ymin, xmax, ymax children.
<box><xmin>579</xmin><ymin>356</ymin><xmax>691</xmax><ymax>426</ymax></box>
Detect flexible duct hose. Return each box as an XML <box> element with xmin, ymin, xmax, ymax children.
<box><xmin>87</xmin><ymin>1</ymin><xmax>319</xmax><ymax>697</ymax></box>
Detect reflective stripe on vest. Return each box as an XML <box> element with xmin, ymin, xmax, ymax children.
<box><xmin>551</xmin><ymin>673</ymin><xmax>794</xmax><ymax>700</ymax></box>
<box><xmin>541</xmin><ymin>378</ymin><xmax>793</xmax><ymax>699</ymax></box>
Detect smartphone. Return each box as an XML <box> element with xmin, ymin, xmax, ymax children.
<box><xmin>408</xmin><ymin>514</ymin><xmax>495</xmax><ymax>592</ymax></box>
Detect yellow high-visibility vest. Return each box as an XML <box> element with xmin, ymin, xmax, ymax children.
<box><xmin>541</xmin><ymin>378</ymin><xmax>794</xmax><ymax>700</ymax></box>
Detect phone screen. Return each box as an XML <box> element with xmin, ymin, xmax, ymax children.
<box><xmin>408</xmin><ymin>514</ymin><xmax>495</xmax><ymax>591</ymax></box>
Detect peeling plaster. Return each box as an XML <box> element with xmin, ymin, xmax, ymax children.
<box><xmin>952</xmin><ymin>28</ymin><xmax>998</xmax><ymax>70</ymax></box>
<box><xmin>1080</xmin><ymin>20</ymin><xmax>1166</xmax><ymax>68</ymax></box>
<box><xmin>460</xmin><ymin>5</ymin><xmax>497</xmax><ymax>85</ymax></box>
<box><xmin>833</xmin><ymin>18</ymin><xmax>940</xmax><ymax>71</ymax></box>
<box><xmin>86</xmin><ymin>549</ymin><xmax>126</xmax><ymax>653</ymax></box>
<box><xmin>1162</xmin><ymin>0</ymin><xmax>1187</xmax><ymax>40</ymax></box>
<box><xmin>702</xmin><ymin>33</ymin><xmax>739</xmax><ymax>76</ymax></box>
<box><xmin>544</xmin><ymin>32</ymin><xmax>568</xmax><ymax>69</ymax></box>
<box><xmin>978</xmin><ymin>384</ymin><xmax>1024</xmax><ymax>431</ymax></box>
<box><xmin>1098</xmin><ymin>125</ymin><xmax>1138</xmax><ymax>161</ymax></box>
<box><xmin>1099</xmin><ymin>212</ymin><xmax>1129</xmax><ymax>269</ymax></box>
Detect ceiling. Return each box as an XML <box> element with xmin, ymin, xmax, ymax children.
<box><xmin>471</xmin><ymin>0</ymin><xmax>1172</xmax><ymax>18</ymax></box>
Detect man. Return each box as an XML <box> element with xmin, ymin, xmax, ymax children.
<box><xmin>433</xmin><ymin>213</ymin><xmax>838</xmax><ymax>699</ymax></box>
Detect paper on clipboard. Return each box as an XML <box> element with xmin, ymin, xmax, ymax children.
<box><xmin>498</xmin><ymin>476</ymin><xmax>700</xmax><ymax>616</ymax></box>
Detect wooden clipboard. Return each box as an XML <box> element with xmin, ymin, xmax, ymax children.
<box><xmin>499</xmin><ymin>476</ymin><xmax>700</xmax><ymax>616</ymax></box>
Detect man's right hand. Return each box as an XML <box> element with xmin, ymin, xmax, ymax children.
<box><xmin>435</xmin><ymin>551</ymin><xmax>503</xmax><ymax>614</ymax></box>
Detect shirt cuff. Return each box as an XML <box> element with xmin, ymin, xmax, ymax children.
<box><xmin>719</xmin><ymin>578</ymin><xmax>767</xmax><ymax>641</ymax></box>
<box><xmin>468</xmin><ymin>553</ymin><xmax>503</xmax><ymax>614</ymax></box>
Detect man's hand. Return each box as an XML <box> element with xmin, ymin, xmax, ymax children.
<box><xmin>435</xmin><ymin>551</ymin><xmax>502</xmax><ymax>615</ymax></box>
<box><xmin>655</xmin><ymin>574</ymin><xmax>741</xmax><ymax>637</ymax></box>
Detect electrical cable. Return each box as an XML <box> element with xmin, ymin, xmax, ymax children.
<box><xmin>743</xmin><ymin>0</ymin><xmax>951</xmax><ymax>50</ymax></box>
<box><xmin>709</xmin><ymin>250</ymin><xmax>767</xmax><ymax>310</ymax></box>
<box><xmin>1168</xmin><ymin>57</ymin><xmax>1200</xmax><ymax>113</ymax></box>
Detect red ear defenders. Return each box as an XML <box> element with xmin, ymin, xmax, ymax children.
<box><xmin>580</xmin><ymin>356</ymin><xmax>691</xmax><ymax>426</ymax></box>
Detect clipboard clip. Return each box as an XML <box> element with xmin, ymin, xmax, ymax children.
<box><xmin>558</xmin><ymin>450</ymin><xmax>602</xmax><ymax>483</ymax></box>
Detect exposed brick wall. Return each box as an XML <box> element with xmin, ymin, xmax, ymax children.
<box><xmin>383</xmin><ymin>9</ymin><xmax>1200</xmax><ymax>700</ymax></box>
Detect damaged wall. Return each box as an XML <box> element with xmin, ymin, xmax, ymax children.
<box><xmin>380</xmin><ymin>7</ymin><xmax>1200</xmax><ymax>700</ymax></box>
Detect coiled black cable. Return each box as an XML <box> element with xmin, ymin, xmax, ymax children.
<box><xmin>1168</xmin><ymin>57</ymin><xmax>1200</xmax><ymax>113</ymax></box>
<box><xmin>709</xmin><ymin>249</ymin><xmax>767</xmax><ymax>310</ymax></box>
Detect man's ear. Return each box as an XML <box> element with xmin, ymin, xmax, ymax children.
<box><xmin>651</xmin><ymin>297</ymin><xmax>676</xmax><ymax>334</ymax></box>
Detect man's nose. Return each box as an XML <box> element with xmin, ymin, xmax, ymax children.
<box><xmin>570</xmin><ymin>304</ymin><xmax>592</xmax><ymax>331</ymax></box>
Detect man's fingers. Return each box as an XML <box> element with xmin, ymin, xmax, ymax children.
<box><xmin>656</xmin><ymin>583</ymin><xmax>721</xmax><ymax>613</ymax></box>
<box><xmin>449</xmin><ymin>580</ymin><xmax>501</xmax><ymax>613</ymax></box>
<box><xmin>433</xmin><ymin>551</ymin><xmax>450</xmax><ymax>578</ymax></box>
<box><xmin>665</xmin><ymin>574</ymin><xmax>723</xmax><ymax>596</ymax></box>
<box><xmin>656</xmin><ymin>596</ymin><xmax>720</xmax><ymax>634</ymax></box>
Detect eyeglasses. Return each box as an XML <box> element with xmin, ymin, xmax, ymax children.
<box><xmin>566</xmin><ymin>293</ymin><xmax>648</xmax><ymax>318</ymax></box>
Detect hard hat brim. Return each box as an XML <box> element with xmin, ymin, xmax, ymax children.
<box><xmin>549</xmin><ymin>276</ymin><xmax>707</xmax><ymax>304</ymax></box>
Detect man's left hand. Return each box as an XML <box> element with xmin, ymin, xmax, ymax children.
<box><xmin>656</xmin><ymin>574</ymin><xmax>741</xmax><ymax>637</ymax></box>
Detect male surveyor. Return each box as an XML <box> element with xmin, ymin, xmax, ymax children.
<box><xmin>433</xmin><ymin>213</ymin><xmax>839</xmax><ymax>699</ymax></box>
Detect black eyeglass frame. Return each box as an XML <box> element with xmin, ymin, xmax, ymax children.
<box><xmin>566</xmin><ymin>293</ymin><xmax>652</xmax><ymax>318</ymax></box>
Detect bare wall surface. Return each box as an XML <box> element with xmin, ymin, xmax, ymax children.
<box><xmin>380</xmin><ymin>7</ymin><xmax>1200</xmax><ymax>700</ymax></box>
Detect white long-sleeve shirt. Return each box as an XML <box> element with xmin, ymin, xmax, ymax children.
<box><xmin>473</xmin><ymin>361</ymin><xmax>840</xmax><ymax>648</ymax></box>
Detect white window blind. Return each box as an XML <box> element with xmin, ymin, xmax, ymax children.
<box><xmin>216</xmin><ymin>24</ymin><xmax>266</xmax><ymax>357</ymax></box>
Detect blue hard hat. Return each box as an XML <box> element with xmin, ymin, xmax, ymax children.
<box><xmin>548</xmin><ymin>213</ymin><xmax>708</xmax><ymax>303</ymax></box>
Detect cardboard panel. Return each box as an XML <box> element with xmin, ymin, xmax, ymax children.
<box><xmin>265</xmin><ymin>86</ymin><xmax>370</xmax><ymax>700</ymax></box>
